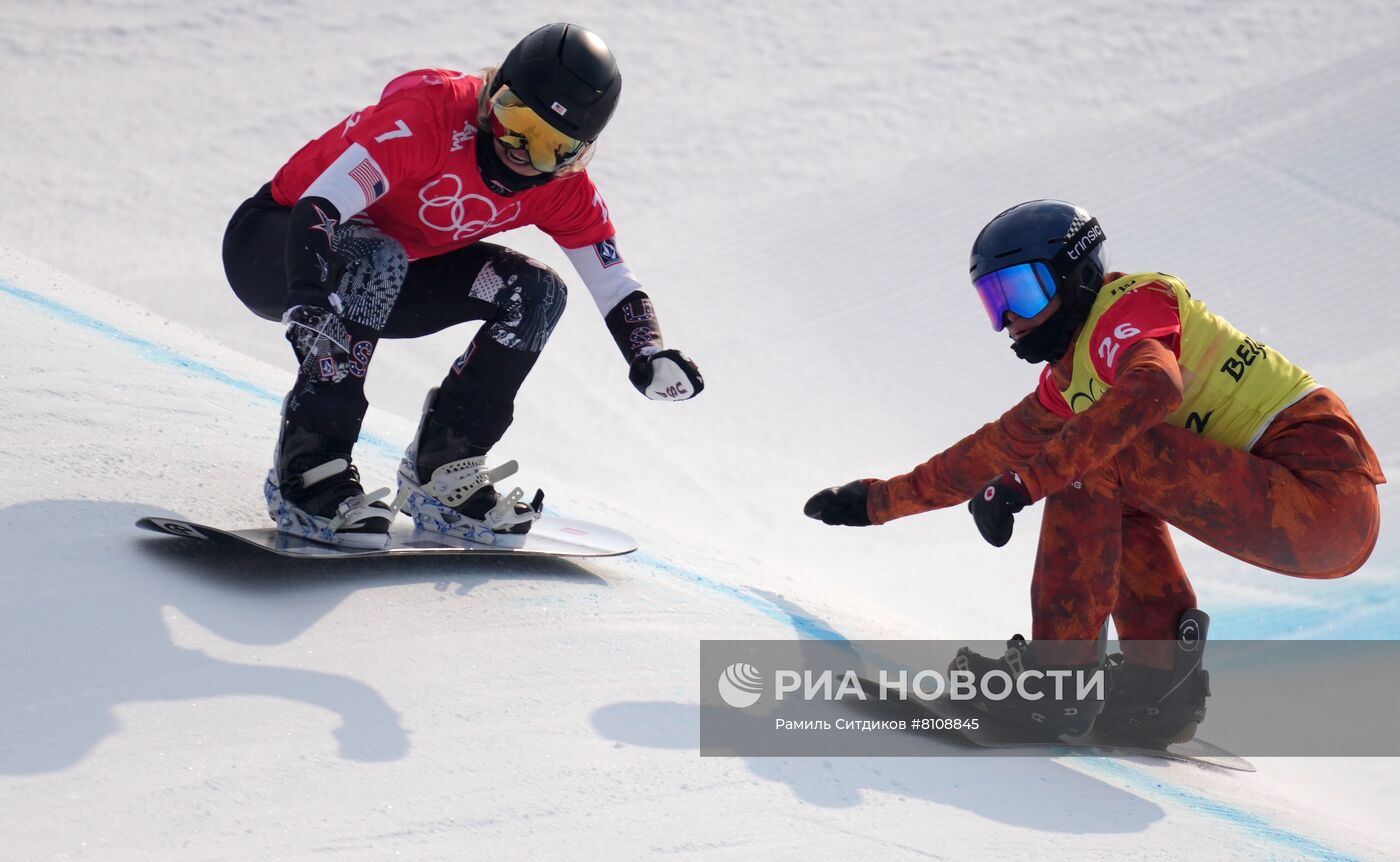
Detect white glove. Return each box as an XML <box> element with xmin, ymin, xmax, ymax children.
<box><xmin>628</xmin><ymin>348</ymin><xmax>704</xmax><ymax>401</ymax></box>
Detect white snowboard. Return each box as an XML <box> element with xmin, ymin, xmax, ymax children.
<box><xmin>136</xmin><ymin>516</ymin><xmax>636</xmax><ymax>559</ymax></box>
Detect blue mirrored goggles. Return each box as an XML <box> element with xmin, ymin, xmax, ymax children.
<box><xmin>973</xmin><ymin>262</ymin><xmax>1058</xmax><ymax>332</ymax></box>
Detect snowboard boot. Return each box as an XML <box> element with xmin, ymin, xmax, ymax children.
<box><xmin>393</xmin><ymin>388</ymin><xmax>542</xmax><ymax>544</ymax></box>
<box><xmin>1094</xmin><ymin>609</ymin><xmax>1211</xmax><ymax>746</ymax></box>
<box><xmin>950</xmin><ymin>635</ymin><xmax>1105</xmax><ymax>738</ymax></box>
<box><xmin>265</xmin><ymin>420</ymin><xmax>393</xmax><ymax>548</ymax></box>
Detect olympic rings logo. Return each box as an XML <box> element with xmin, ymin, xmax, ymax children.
<box><xmin>417</xmin><ymin>174</ymin><xmax>522</xmax><ymax>241</ymax></box>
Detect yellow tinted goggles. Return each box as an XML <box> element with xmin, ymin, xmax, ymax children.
<box><xmin>490</xmin><ymin>90</ymin><xmax>586</xmax><ymax>173</ymax></box>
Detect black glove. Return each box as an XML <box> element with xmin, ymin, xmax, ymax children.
<box><xmin>283</xmin><ymin>302</ymin><xmax>353</xmax><ymax>383</ymax></box>
<box><xmin>968</xmin><ymin>471</ymin><xmax>1031</xmax><ymax>547</ymax></box>
<box><xmin>804</xmin><ymin>480</ymin><xmax>872</xmax><ymax>527</ymax></box>
<box><xmin>629</xmin><ymin>348</ymin><xmax>704</xmax><ymax>401</ymax></box>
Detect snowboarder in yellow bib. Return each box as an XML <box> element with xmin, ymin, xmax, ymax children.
<box><xmin>806</xmin><ymin>200</ymin><xmax>1384</xmax><ymax>744</ymax></box>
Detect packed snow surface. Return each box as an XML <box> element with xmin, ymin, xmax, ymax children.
<box><xmin>2</xmin><ymin>1</ymin><xmax>1399</xmax><ymax>859</ymax></box>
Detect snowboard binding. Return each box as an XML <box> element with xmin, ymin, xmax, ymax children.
<box><xmin>393</xmin><ymin>456</ymin><xmax>543</xmax><ymax>544</ymax></box>
<box><xmin>266</xmin><ymin>407</ymin><xmax>394</xmax><ymax>549</ymax></box>
<box><xmin>1095</xmin><ymin>609</ymin><xmax>1211</xmax><ymax>746</ymax></box>
<box><xmin>950</xmin><ymin>635</ymin><xmax>1104</xmax><ymax>738</ymax></box>
<box><xmin>265</xmin><ymin>459</ymin><xmax>393</xmax><ymax>549</ymax></box>
<box><xmin>394</xmin><ymin>388</ymin><xmax>543</xmax><ymax>545</ymax></box>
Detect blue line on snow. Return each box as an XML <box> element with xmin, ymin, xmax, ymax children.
<box><xmin>1092</xmin><ymin>760</ymin><xmax>1359</xmax><ymax>862</ymax></box>
<box><xmin>629</xmin><ymin>552</ymin><xmax>847</xmax><ymax>641</ymax></box>
<box><xmin>0</xmin><ymin>275</ymin><xmax>1352</xmax><ymax>858</ymax></box>
<box><xmin>0</xmin><ymin>277</ymin><xmax>842</xmax><ymax>640</ymax></box>
<box><xmin>0</xmin><ymin>280</ymin><xmax>397</xmax><ymax>453</ymax></box>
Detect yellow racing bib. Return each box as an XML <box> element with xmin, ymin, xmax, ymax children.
<box><xmin>1062</xmin><ymin>273</ymin><xmax>1318</xmax><ymax>450</ymax></box>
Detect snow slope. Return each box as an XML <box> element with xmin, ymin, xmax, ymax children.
<box><xmin>4</xmin><ymin>246</ymin><xmax>1397</xmax><ymax>861</ymax></box>
<box><xmin>3</xmin><ymin>0</ymin><xmax>1400</xmax><ymax>858</ymax></box>
<box><xmin>5</xmin><ymin>0</ymin><xmax>1398</xmax><ymax>638</ymax></box>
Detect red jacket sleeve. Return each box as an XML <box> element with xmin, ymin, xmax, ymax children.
<box><xmin>535</xmin><ymin>172</ymin><xmax>615</xmax><ymax>248</ymax></box>
<box><xmin>1017</xmin><ymin>338</ymin><xmax>1184</xmax><ymax>500</ymax></box>
<box><xmin>1085</xmin><ymin>284</ymin><xmax>1181</xmax><ymax>383</ymax></box>
<box><xmin>342</xmin><ymin>85</ymin><xmax>447</xmax><ymax>189</ymax></box>
<box><xmin>866</xmin><ymin>338</ymin><xmax>1186</xmax><ymax>524</ymax></box>
<box><xmin>865</xmin><ymin>392</ymin><xmax>1067</xmax><ymax>525</ymax></box>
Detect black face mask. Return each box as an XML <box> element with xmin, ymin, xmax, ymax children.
<box><xmin>475</xmin><ymin>129</ymin><xmax>555</xmax><ymax>196</ymax></box>
<box><xmin>1010</xmin><ymin>296</ymin><xmax>1091</xmax><ymax>365</ymax></box>
<box><xmin>1008</xmin><ymin>223</ymin><xmax>1105</xmax><ymax>365</ymax></box>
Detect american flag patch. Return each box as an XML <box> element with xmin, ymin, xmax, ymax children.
<box><xmin>349</xmin><ymin>158</ymin><xmax>387</xmax><ymax>205</ymax></box>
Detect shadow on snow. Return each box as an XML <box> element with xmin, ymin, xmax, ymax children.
<box><xmin>0</xmin><ymin>499</ymin><xmax>606</xmax><ymax>774</ymax></box>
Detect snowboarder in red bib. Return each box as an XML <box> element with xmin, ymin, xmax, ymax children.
<box><xmin>806</xmin><ymin>200</ymin><xmax>1383</xmax><ymax>743</ymax></box>
<box><xmin>223</xmin><ymin>24</ymin><xmax>703</xmax><ymax>549</ymax></box>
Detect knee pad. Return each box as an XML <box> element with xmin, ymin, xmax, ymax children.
<box><xmin>469</xmin><ymin>252</ymin><xmax>568</xmax><ymax>353</ymax></box>
<box><xmin>332</xmin><ymin>224</ymin><xmax>409</xmax><ymax>330</ymax></box>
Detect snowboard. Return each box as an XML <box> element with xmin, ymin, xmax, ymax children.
<box><xmin>857</xmin><ymin>677</ymin><xmax>1254</xmax><ymax>772</ymax></box>
<box><xmin>136</xmin><ymin>516</ymin><xmax>637</xmax><ymax>559</ymax></box>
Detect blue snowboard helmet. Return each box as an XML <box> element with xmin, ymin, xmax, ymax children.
<box><xmin>970</xmin><ymin>200</ymin><xmax>1107</xmax><ymax>332</ymax></box>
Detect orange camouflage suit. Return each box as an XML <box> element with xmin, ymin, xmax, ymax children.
<box><xmin>866</xmin><ymin>273</ymin><xmax>1384</xmax><ymax>664</ymax></box>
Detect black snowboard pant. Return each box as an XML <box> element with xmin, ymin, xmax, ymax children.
<box><xmin>222</xmin><ymin>184</ymin><xmax>567</xmax><ymax>450</ymax></box>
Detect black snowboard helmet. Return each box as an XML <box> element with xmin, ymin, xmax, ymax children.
<box><xmin>970</xmin><ymin>200</ymin><xmax>1108</xmax><ymax>363</ymax></box>
<box><xmin>493</xmin><ymin>23</ymin><xmax>621</xmax><ymax>144</ymax></box>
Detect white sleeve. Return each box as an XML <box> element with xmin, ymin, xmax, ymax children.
<box><xmin>301</xmin><ymin>142</ymin><xmax>390</xmax><ymax>220</ymax></box>
<box><xmin>561</xmin><ymin>238</ymin><xmax>645</xmax><ymax>316</ymax></box>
